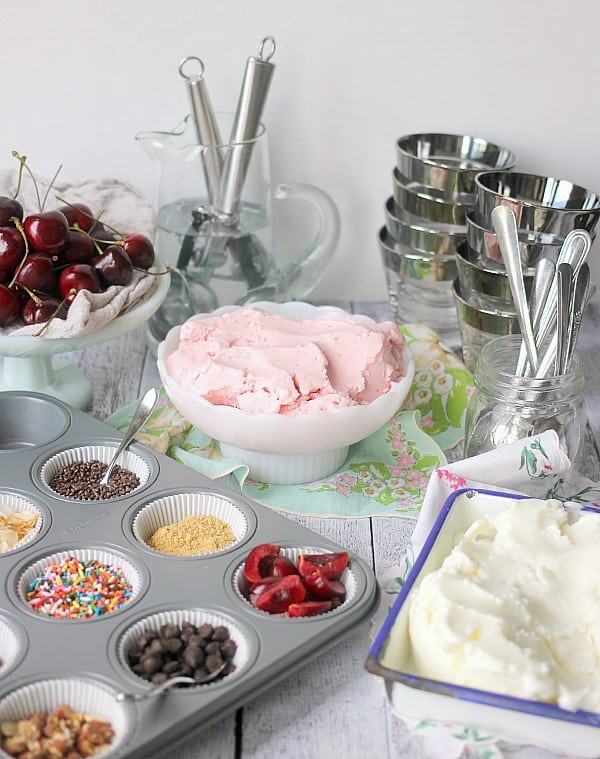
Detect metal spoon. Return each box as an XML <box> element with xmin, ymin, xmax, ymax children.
<box><xmin>565</xmin><ymin>263</ymin><xmax>592</xmax><ymax>370</ymax></box>
<box><xmin>515</xmin><ymin>257</ymin><xmax>555</xmax><ymax>376</ymax></box>
<box><xmin>533</xmin><ymin>229</ymin><xmax>592</xmax><ymax>354</ymax></box>
<box><xmin>492</xmin><ymin>206</ymin><xmax>538</xmax><ymax>371</ymax></box>
<box><xmin>115</xmin><ymin>664</ymin><xmax>228</xmax><ymax>702</ymax></box>
<box><xmin>99</xmin><ymin>387</ymin><xmax>159</xmax><ymax>486</ymax></box>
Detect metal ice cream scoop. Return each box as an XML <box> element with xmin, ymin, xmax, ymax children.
<box><xmin>99</xmin><ymin>387</ymin><xmax>159</xmax><ymax>486</ymax></box>
<box><xmin>115</xmin><ymin>663</ymin><xmax>228</xmax><ymax>702</ymax></box>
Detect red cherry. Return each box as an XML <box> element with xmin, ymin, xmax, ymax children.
<box><xmin>22</xmin><ymin>295</ymin><xmax>68</xmax><ymax>326</ymax></box>
<box><xmin>271</xmin><ymin>556</ymin><xmax>299</xmax><ymax>578</ymax></box>
<box><xmin>56</xmin><ymin>229</ymin><xmax>97</xmax><ymax>266</ymax></box>
<box><xmin>122</xmin><ymin>233</ymin><xmax>155</xmax><ymax>269</ymax></box>
<box><xmin>254</xmin><ymin>574</ymin><xmax>306</xmax><ymax>614</ymax></box>
<box><xmin>58</xmin><ymin>264</ymin><xmax>101</xmax><ymax>304</ymax></box>
<box><xmin>301</xmin><ymin>568</ymin><xmax>346</xmax><ymax>601</ymax></box>
<box><xmin>89</xmin><ymin>222</ymin><xmax>119</xmax><ymax>250</ymax></box>
<box><xmin>0</xmin><ymin>197</ymin><xmax>24</xmax><ymax>227</ymax></box>
<box><xmin>297</xmin><ymin>552</ymin><xmax>349</xmax><ymax>580</ymax></box>
<box><xmin>0</xmin><ymin>283</ymin><xmax>21</xmax><ymax>326</ymax></box>
<box><xmin>57</xmin><ymin>202</ymin><xmax>95</xmax><ymax>232</ymax></box>
<box><xmin>92</xmin><ymin>245</ymin><xmax>134</xmax><ymax>287</ymax></box>
<box><xmin>287</xmin><ymin>600</ymin><xmax>334</xmax><ymax>617</ymax></box>
<box><xmin>15</xmin><ymin>253</ymin><xmax>57</xmax><ymax>294</ymax></box>
<box><xmin>0</xmin><ymin>227</ymin><xmax>26</xmax><ymax>283</ymax></box>
<box><xmin>243</xmin><ymin>543</ymin><xmax>281</xmax><ymax>583</ymax></box>
<box><xmin>23</xmin><ymin>210</ymin><xmax>69</xmax><ymax>254</ymax></box>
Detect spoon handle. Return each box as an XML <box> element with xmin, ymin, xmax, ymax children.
<box><xmin>533</xmin><ymin>229</ymin><xmax>592</xmax><ymax>352</ymax></box>
<box><xmin>492</xmin><ymin>206</ymin><xmax>538</xmax><ymax>372</ymax></box>
<box><xmin>565</xmin><ymin>263</ymin><xmax>591</xmax><ymax>371</ymax></box>
<box><xmin>516</xmin><ymin>257</ymin><xmax>555</xmax><ymax>376</ymax></box>
<box><xmin>556</xmin><ymin>262</ymin><xmax>574</xmax><ymax>376</ymax></box>
<box><xmin>100</xmin><ymin>387</ymin><xmax>159</xmax><ymax>486</ymax></box>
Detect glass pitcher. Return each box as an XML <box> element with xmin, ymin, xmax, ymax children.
<box><xmin>136</xmin><ymin>113</ymin><xmax>340</xmax><ymax>345</ymax></box>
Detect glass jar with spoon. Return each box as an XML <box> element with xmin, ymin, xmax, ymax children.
<box><xmin>464</xmin><ymin>333</ymin><xmax>586</xmax><ymax>463</ymax></box>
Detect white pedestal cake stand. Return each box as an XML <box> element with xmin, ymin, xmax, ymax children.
<box><xmin>0</xmin><ymin>272</ymin><xmax>170</xmax><ymax>409</ymax></box>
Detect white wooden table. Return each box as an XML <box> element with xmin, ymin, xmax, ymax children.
<box><xmin>55</xmin><ymin>300</ymin><xmax>600</xmax><ymax>759</ymax></box>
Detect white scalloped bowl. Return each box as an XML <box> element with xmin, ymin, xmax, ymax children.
<box><xmin>156</xmin><ymin>302</ymin><xmax>415</xmax><ymax>485</ymax></box>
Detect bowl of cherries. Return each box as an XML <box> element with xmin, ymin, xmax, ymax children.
<box><xmin>0</xmin><ymin>155</ymin><xmax>170</xmax><ymax>406</ymax></box>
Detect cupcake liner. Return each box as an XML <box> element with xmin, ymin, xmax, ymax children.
<box><xmin>0</xmin><ymin>616</ymin><xmax>24</xmax><ymax>677</ymax></box>
<box><xmin>234</xmin><ymin>546</ymin><xmax>357</xmax><ymax>619</ymax></box>
<box><xmin>117</xmin><ymin>608</ymin><xmax>254</xmax><ymax>689</ymax></box>
<box><xmin>0</xmin><ymin>492</ymin><xmax>43</xmax><ymax>555</ymax></box>
<box><xmin>40</xmin><ymin>445</ymin><xmax>151</xmax><ymax>501</ymax></box>
<box><xmin>133</xmin><ymin>492</ymin><xmax>248</xmax><ymax>556</ymax></box>
<box><xmin>0</xmin><ymin>677</ymin><xmax>134</xmax><ymax>758</ymax></box>
<box><xmin>17</xmin><ymin>547</ymin><xmax>144</xmax><ymax>621</ymax></box>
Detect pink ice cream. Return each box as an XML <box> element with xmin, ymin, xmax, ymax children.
<box><xmin>165</xmin><ymin>307</ymin><xmax>408</xmax><ymax>417</ymax></box>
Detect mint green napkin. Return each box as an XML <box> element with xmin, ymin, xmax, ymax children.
<box><xmin>106</xmin><ymin>324</ymin><xmax>473</xmax><ymax>519</ymax></box>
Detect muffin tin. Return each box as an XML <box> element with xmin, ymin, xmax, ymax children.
<box><xmin>0</xmin><ymin>391</ymin><xmax>379</xmax><ymax>758</ymax></box>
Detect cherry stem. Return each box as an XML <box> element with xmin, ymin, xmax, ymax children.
<box><xmin>10</xmin><ymin>151</ymin><xmax>27</xmax><ymax>201</ymax></box>
<box><xmin>7</xmin><ymin>217</ymin><xmax>30</xmax><ymax>289</ymax></box>
<box><xmin>55</xmin><ymin>196</ymin><xmax>123</xmax><ymax>238</ymax></box>
<box><xmin>12</xmin><ymin>151</ymin><xmax>42</xmax><ymax>212</ymax></box>
<box><xmin>40</xmin><ymin>163</ymin><xmax>63</xmax><ymax>212</ymax></box>
<box><xmin>15</xmin><ymin>282</ymin><xmax>43</xmax><ymax>306</ymax></box>
<box><xmin>135</xmin><ymin>265</ymin><xmax>172</xmax><ymax>276</ymax></box>
<box><xmin>32</xmin><ymin>289</ymin><xmax>75</xmax><ymax>337</ymax></box>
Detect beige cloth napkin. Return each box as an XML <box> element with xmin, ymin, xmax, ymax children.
<box><xmin>0</xmin><ymin>170</ymin><xmax>158</xmax><ymax>338</ymax></box>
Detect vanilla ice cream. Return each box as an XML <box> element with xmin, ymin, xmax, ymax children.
<box><xmin>408</xmin><ymin>498</ymin><xmax>600</xmax><ymax>712</ymax></box>
<box><xmin>165</xmin><ymin>307</ymin><xmax>408</xmax><ymax>416</ymax></box>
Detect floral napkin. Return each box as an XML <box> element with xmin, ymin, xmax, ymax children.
<box><xmin>373</xmin><ymin>430</ymin><xmax>600</xmax><ymax>759</ymax></box>
<box><xmin>106</xmin><ymin>324</ymin><xmax>473</xmax><ymax>519</ymax></box>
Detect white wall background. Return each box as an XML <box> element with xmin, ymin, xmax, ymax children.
<box><xmin>2</xmin><ymin>0</ymin><xmax>600</xmax><ymax>300</ymax></box>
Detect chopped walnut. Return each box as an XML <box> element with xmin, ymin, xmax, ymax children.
<box><xmin>0</xmin><ymin>704</ymin><xmax>113</xmax><ymax>759</ymax></box>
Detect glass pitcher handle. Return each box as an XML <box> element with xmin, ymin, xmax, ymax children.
<box><xmin>273</xmin><ymin>182</ymin><xmax>340</xmax><ymax>300</ymax></box>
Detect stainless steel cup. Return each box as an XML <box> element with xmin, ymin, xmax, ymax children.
<box><xmin>455</xmin><ymin>240</ymin><xmax>533</xmax><ymax>309</ymax></box>
<box><xmin>396</xmin><ymin>133</ymin><xmax>516</xmax><ymax>195</ymax></box>
<box><xmin>475</xmin><ymin>171</ymin><xmax>600</xmax><ymax>239</ymax></box>
<box><xmin>466</xmin><ymin>210</ymin><xmax>563</xmax><ymax>270</ymax></box>
<box><xmin>392</xmin><ymin>168</ymin><xmax>473</xmax><ymax>226</ymax></box>
<box><xmin>452</xmin><ymin>278</ymin><xmax>520</xmax><ymax>372</ymax></box>
<box><xmin>384</xmin><ymin>197</ymin><xmax>465</xmax><ymax>255</ymax></box>
<box><xmin>378</xmin><ymin>227</ymin><xmax>459</xmax><ymax>340</ymax></box>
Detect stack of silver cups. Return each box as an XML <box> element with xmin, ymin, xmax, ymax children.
<box><xmin>455</xmin><ymin>171</ymin><xmax>600</xmax><ymax>371</ymax></box>
<box><xmin>378</xmin><ymin>133</ymin><xmax>516</xmax><ymax>345</ymax></box>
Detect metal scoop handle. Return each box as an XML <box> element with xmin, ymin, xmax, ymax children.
<box><xmin>179</xmin><ymin>56</ymin><xmax>223</xmax><ymax>205</ymax></box>
<box><xmin>99</xmin><ymin>387</ymin><xmax>159</xmax><ymax>486</ymax></box>
<box><xmin>214</xmin><ymin>36</ymin><xmax>276</xmax><ymax>222</ymax></box>
<box><xmin>115</xmin><ymin>662</ymin><xmax>228</xmax><ymax>702</ymax></box>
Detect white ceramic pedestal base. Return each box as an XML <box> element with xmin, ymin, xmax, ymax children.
<box><xmin>0</xmin><ymin>356</ymin><xmax>93</xmax><ymax>410</ymax></box>
<box><xmin>219</xmin><ymin>442</ymin><xmax>349</xmax><ymax>485</ymax></box>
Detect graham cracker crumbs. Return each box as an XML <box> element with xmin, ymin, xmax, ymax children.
<box><xmin>147</xmin><ymin>515</ymin><xmax>236</xmax><ymax>556</ymax></box>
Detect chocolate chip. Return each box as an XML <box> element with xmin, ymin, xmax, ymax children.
<box><xmin>160</xmin><ymin>623</ymin><xmax>179</xmax><ymax>640</ymax></box>
<box><xmin>128</xmin><ymin>619</ymin><xmax>236</xmax><ymax>687</ymax></box>
<box><xmin>198</xmin><ymin>623</ymin><xmax>214</xmax><ymax>639</ymax></box>
<box><xmin>151</xmin><ymin>672</ymin><xmax>168</xmax><ymax>685</ymax></box>
<box><xmin>221</xmin><ymin>639</ymin><xmax>237</xmax><ymax>658</ymax></box>
<box><xmin>183</xmin><ymin>646</ymin><xmax>204</xmax><ymax>669</ymax></box>
<box><xmin>141</xmin><ymin>655</ymin><xmax>162</xmax><ymax>675</ymax></box>
<box><xmin>164</xmin><ymin>638</ymin><xmax>183</xmax><ymax>654</ymax></box>
<box><xmin>205</xmin><ymin>654</ymin><xmax>224</xmax><ymax>673</ymax></box>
